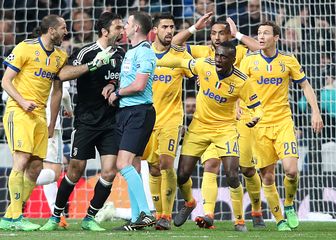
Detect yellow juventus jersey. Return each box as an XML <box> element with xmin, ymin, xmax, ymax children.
<box><xmin>239</xmin><ymin>49</ymin><xmax>306</xmax><ymax>125</ymax></box>
<box><xmin>190</xmin><ymin>58</ymin><xmax>262</xmax><ymax>128</ymax></box>
<box><xmin>3</xmin><ymin>38</ymin><xmax>67</xmax><ymax>116</ymax></box>
<box><xmin>152</xmin><ymin>44</ymin><xmax>193</xmax><ymax>129</ymax></box>
<box><xmin>186</xmin><ymin>44</ymin><xmax>248</xmax><ymax>67</ymax></box>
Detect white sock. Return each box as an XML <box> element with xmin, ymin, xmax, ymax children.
<box><xmin>36</xmin><ymin>168</ymin><xmax>56</xmax><ymax>185</ymax></box>
<box><xmin>43</xmin><ymin>182</ymin><xmax>58</xmax><ymax>212</ymax></box>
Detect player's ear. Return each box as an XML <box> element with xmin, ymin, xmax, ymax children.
<box><xmin>152</xmin><ymin>26</ymin><xmax>158</xmax><ymax>34</ymax></box>
<box><xmin>274</xmin><ymin>34</ymin><xmax>279</xmax><ymax>42</ymax></box>
<box><xmin>101</xmin><ymin>28</ymin><xmax>108</xmax><ymax>37</ymax></box>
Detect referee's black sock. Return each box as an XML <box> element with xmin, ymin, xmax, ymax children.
<box><xmin>53</xmin><ymin>175</ymin><xmax>76</xmax><ymax>218</ymax></box>
<box><xmin>85</xmin><ymin>177</ymin><xmax>113</xmax><ymax>219</ymax></box>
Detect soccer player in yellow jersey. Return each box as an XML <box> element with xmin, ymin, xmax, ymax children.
<box><xmin>239</xmin><ymin>21</ymin><xmax>324</xmax><ymax>231</ymax></box>
<box><xmin>141</xmin><ymin>13</ymin><xmax>193</xmax><ymax>230</ymax></box>
<box><xmin>173</xmin><ymin>13</ymin><xmax>265</xmax><ymax>228</ymax></box>
<box><xmin>157</xmin><ymin>41</ymin><xmax>263</xmax><ymax>232</ymax></box>
<box><xmin>0</xmin><ymin>15</ymin><xmax>113</xmax><ymax>231</ymax></box>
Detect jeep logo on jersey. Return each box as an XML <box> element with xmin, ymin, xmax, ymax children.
<box><xmin>104</xmin><ymin>70</ymin><xmax>120</xmax><ymax>80</ymax></box>
<box><xmin>257</xmin><ymin>76</ymin><xmax>283</xmax><ymax>86</ymax></box>
<box><xmin>153</xmin><ymin>74</ymin><xmax>172</xmax><ymax>83</ymax></box>
<box><xmin>34</xmin><ymin>68</ymin><xmax>56</xmax><ymax>80</ymax></box>
<box><xmin>203</xmin><ymin>88</ymin><xmax>227</xmax><ymax>103</ymax></box>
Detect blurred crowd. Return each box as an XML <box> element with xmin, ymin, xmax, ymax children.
<box><xmin>0</xmin><ymin>0</ymin><xmax>335</xmax><ymax>146</ymax></box>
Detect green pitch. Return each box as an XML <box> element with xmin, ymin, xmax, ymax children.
<box><xmin>0</xmin><ymin>220</ymin><xmax>335</xmax><ymax>240</ymax></box>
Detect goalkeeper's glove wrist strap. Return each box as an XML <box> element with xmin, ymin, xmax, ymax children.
<box><xmin>87</xmin><ymin>61</ymin><xmax>97</xmax><ymax>72</ymax></box>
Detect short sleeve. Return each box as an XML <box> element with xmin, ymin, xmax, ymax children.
<box><xmin>182</xmin><ymin>50</ymin><xmax>194</xmax><ymax>78</ymax></box>
<box><xmin>68</xmin><ymin>49</ymin><xmax>82</xmax><ymax>66</ymax></box>
<box><xmin>239</xmin><ymin>55</ymin><xmax>250</xmax><ymax>76</ymax></box>
<box><xmin>136</xmin><ymin>44</ymin><xmax>156</xmax><ymax>74</ymax></box>
<box><xmin>239</xmin><ymin>79</ymin><xmax>261</xmax><ymax>109</ymax></box>
<box><xmin>289</xmin><ymin>55</ymin><xmax>306</xmax><ymax>84</ymax></box>
<box><xmin>3</xmin><ymin>42</ymin><xmax>28</xmax><ymax>72</ymax></box>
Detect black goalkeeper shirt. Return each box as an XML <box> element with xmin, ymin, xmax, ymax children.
<box><xmin>69</xmin><ymin>41</ymin><xmax>125</xmax><ymax>130</ymax></box>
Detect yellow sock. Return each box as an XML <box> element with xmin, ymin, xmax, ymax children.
<box><xmin>149</xmin><ymin>174</ymin><xmax>162</xmax><ymax>217</ymax></box>
<box><xmin>201</xmin><ymin>172</ymin><xmax>217</xmax><ymax>215</ymax></box>
<box><xmin>161</xmin><ymin>168</ymin><xmax>177</xmax><ymax>216</ymax></box>
<box><xmin>8</xmin><ymin>170</ymin><xmax>24</xmax><ymax>219</ymax></box>
<box><xmin>229</xmin><ymin>184</ymin><xmax>244</xmax><ymax>223</ymax></box>
<box><xmin>284</xmin><ymin>175</ymin><xmax>298</xmax><ymax>207</ymax></box>
<box><xmin>263</xmin><ymin>183</ymin><xmax>284</xmax><ymax>223</ymax></box>
<box><xmin>22</xmin><ymin>175</ymin><xmax>36</xmax><ymax>202</ymax></box>
<box><xmin>243</xmin><ymin>172</ymin><xmax>261</xmax><ymax>212</ymax></box>
<box><xmin>4</xmin><ymin>204</ymin><xmax>12</xmax><ymax>219</ymax></box>
<box><xmin>179</xmin><ymin>178</ymin><xmax>194</xmax><ymax>202</ymax></box>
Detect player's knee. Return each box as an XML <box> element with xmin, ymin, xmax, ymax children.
<box><xmin>260</xmin><ymin>171</ymin><xmax>275</xmax><ymax>185</ymax></box>
<box><xmin>177</xmin><ymin>169</ymin><xmax>189</xmax><ymax>185</ymax></box>
<box><xmin>241</xmin><ymin>166</ymin><xmax>256</xmax><ymax>178</ymax></box>
<box><xmin>204</xmin><ymin>158</ymin><xmax>220</xmax><ymax>174</ymax></box>
<box><xmin>149</xmin><ymin>164</ymin><xmax>161</xmax><ymax>177</ymax></box>
<box><xmin>226</xmin><ymin>171</ymin><xmax>240</xmax><ymax>188</ymax></box>
<box><xmin>284</xmin><ymin>170</ymin><xmax>297</xmax><ymax>179</ymax></box>
<box><xmin>101</xmin><ymin>169</ymin><xmax>117</xmax><ymax>182</ymax></box>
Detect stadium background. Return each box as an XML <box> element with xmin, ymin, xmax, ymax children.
<box><xmin>0</xmin><ymin>0</ymin><xmax>335</xmax><ymax>221</ymax></box>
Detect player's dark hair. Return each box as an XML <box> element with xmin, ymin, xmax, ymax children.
<box><xmin>131</xmin><ymin>11</ymin><xmax>153</xmax><ymax>35</ymax></box>
<box><xmin>258</xmin><ymin>21</ymin><xmax>281</xmax><ymax>37</ymax></box>
<box><xmin>96</xmin><ymin>11</ymin><xmax>122</xmax><ymax>37</ymax></box>
<box><xmin>210</xmin><ymin>20</ymin><xmax>230</xmax><ymax>34</ymax></box>
<box><xmin>40</xmin><ymin>14</ymin><xmax>64</xmax><ymax>34</ymax></box>
<box><xmin>152</xmin><ymin>13</ymin><xmax>175</xmax><ymax>27</ymax></box>
<box><xmin>218</xmin><ymin>41</ymin><xmax>236</xmax><ymax>55</ymax></box>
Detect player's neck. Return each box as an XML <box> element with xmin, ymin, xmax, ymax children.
<box><xmin>153</xmin><ymin>41</ymin><xmax>169</xmax><ymax>52</ymax></box>
<box><xmin>40</xmin><ymin>35</ymin><xmax>54</xmax><ymax>51</ymax></box>
<box><xmin>130</xmin><ymin>34</ymin><xmax>147</xmax><ymax>47</ymax></box>
<box><xmin>261</xmin><ymin>47</ymin><xmax>277</xmax><ymax>58</ymax></box>
<box><xmin>97</xmin><ymin>38</ymin><xmax>115</xmax><ymax>50</ymax></box>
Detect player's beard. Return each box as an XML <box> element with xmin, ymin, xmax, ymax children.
<box><xmin>51</xmin><ymin>32</ymin><xmax>63</xmax><ymax>46</ymax></box>
<box><xmin>158</xmin><ymin>34</ymin><xmax>172</xmax><ymax>47</ymax></box>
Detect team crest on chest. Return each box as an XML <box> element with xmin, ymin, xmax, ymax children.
<box><xmin>56</xmin><ymin>56</ymin><xmax>61</xmax><ymax>68</ymax></box>
<box><xmin>279</xmin><ymin>61</ymin><xmax>286</xmax><ymax>72</ymax></box>
<box><xmin>228</xmin><ymin>82</ymin><xmax>235</xmax><ymax>94</ymax></box>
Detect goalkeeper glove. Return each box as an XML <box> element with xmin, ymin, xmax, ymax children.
<box><xmin>87</xmin><ymin>46</ymin><xmax>116</xmax><ymax>72</ymax></box>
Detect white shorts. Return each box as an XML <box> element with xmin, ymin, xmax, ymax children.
<box><xmin>45</xmin><ymin>129</ymin><xmax>63</xmax><ymax>164</ymax></box>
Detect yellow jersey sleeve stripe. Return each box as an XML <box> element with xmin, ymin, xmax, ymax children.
<box><xmin>247</xmin><ymin>101</ymin><xmax>261</xmax><ymax>109</ymax></box>
<box><xmin>171</xmin><ymin>44</ymin><xmax>185</xmax><ymax>52</ymax></box>
<box><xmin>3</xmin><ymin>61</ymin><xmax>20</xmax><ymax>72</ymax></box>
<box><xmin>233</xmin><ymin>68</ymin><xmax>248</xmax><ymax>80</ymax></box>
<box><xmin>292</xmin><ymin>76</ymin><xmax>307</xmax><ymax>84</ymax></box>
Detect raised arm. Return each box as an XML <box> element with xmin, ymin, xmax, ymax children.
<box><xmin>226</xmin><ymin>17</ymin><xmax>260</xmax><ymax>51</ymax></box>
<box><xmin>172</xmin><ymin>12</ymin><xmax>213</xmax><ymax>46</ymax></box>
<box><xmin>58</xmin><ymin>47</ymin><xmax>115</xmax><ymax>81</ymax></box>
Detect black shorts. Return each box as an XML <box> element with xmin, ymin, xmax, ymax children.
<box><xmin>70</xmin><ymin>126</ymin><xmax>119</xmax><ymax>160</ymax></box>
<box><xmin>116</xmin><ymin>104</ymin><xmax>156</xmax><ymax>156</ymax></box>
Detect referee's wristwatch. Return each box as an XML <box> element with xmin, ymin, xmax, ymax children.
<box><xmin>115</xmin><ymin>89</ymin><xmax>122</xmax><ymax>98</ymax></box>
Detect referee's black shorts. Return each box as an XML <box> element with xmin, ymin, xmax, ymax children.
<box><xmin>116</xmin><ymin>104</ymin><xmax>156</xmax><ymax>156</ymax></box>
